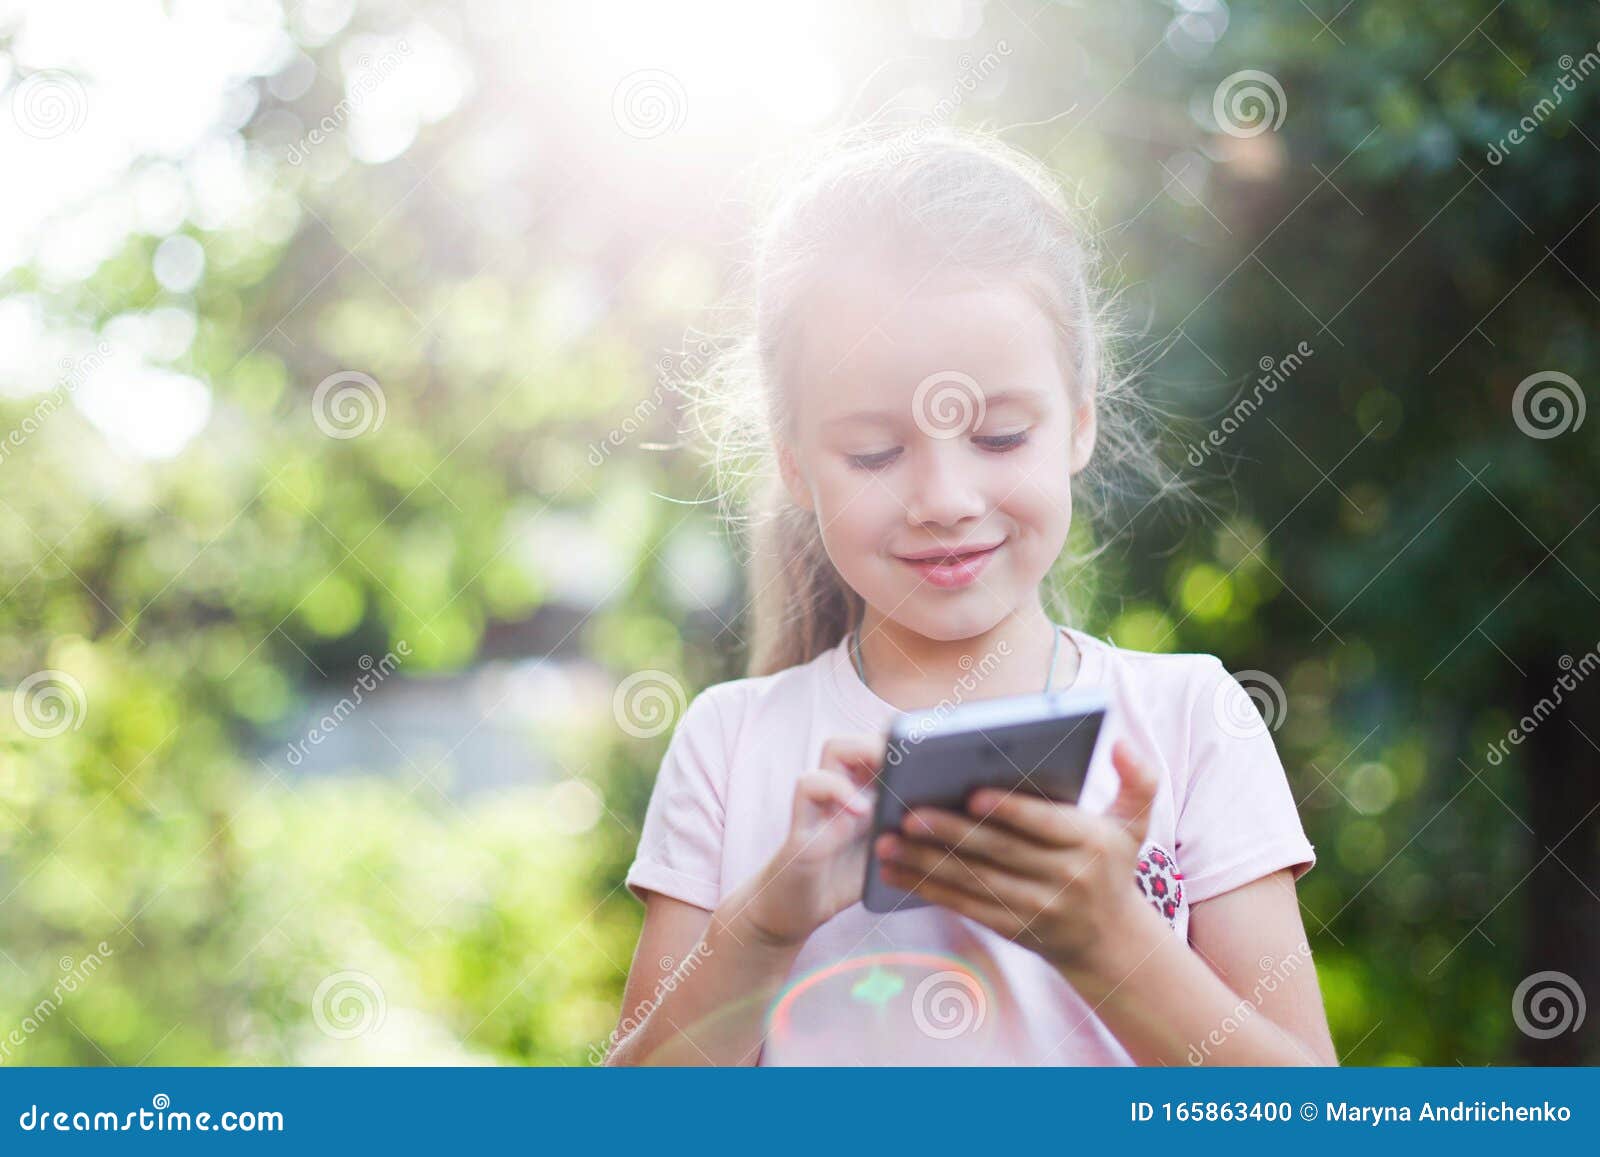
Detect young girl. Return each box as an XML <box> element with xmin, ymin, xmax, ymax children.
<box><xmin>607</xmin><ymin>128</ymin><xmax>1336</xmax><ymax>1066</ymax></box>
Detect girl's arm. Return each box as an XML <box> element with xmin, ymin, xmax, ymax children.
<box><xmin>603</xmin><ymin>870</ymin><xmax>804</xmax><ymax>1066</ymax></box>
<box><xmin>607</xmin><ymin>735</ymin><xmax>885</xmax><ymax>1066</ymax></box>
<box><xmin>1062</xmin><ymin>867</ymin><xmax>1338</xmax><ymax>1066</ymax></box>
<box><xmin>878</xmin><ymin>740</ymin><xmax>1337</xmax><ymax>1066</ymax></box>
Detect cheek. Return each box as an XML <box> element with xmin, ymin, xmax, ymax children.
<box><xmin>809</xmin><ymin>471</ymin><xmax>891</xmax><ymax>555</ymax></box>
<box><xmin>995</xmin><ymin>453</ymin><xmax>1075</xmax><ymax>562</ymax></box>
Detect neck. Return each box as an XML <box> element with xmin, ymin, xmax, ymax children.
<box><xmin>853</xmin><ymin>601</ymin><xmax>1073</xmax><ymax>711</ymax></box>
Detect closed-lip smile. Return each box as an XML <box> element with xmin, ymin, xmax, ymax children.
<box><xmin>893</xmin><ymin>540</ymin><xmax>1005</xmax><ymax>590</ymax></box>
<box><xmin>893</xmin><ymin>541</ymin><xmax>1004</xmax><ymax>562</ymax></box>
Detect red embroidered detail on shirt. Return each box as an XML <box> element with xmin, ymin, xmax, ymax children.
<box><xmin>1133</xmin><ymin>842</ymin><xmax>1184</xmax><ymax>926</ymax></box>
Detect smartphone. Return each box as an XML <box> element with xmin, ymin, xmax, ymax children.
<box><xmin>861</xmin><ymin>689</ymin><xmax>1109</xmax><ymax>914</ymax></box>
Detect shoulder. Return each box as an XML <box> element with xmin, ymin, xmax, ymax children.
<box><xmin>669</xmin><ymin>646</ymin><xmax>837</xmax><ymax>755</ymax></box>
<box><xmin>1080</xmin><ymin>631</ymin><xmax>1235</xmax><ymax>710</ymax></box>
<box><xmin>1077</xmin><ymin>633</ymin><xmax>1275</xmax><ymax>764</ymax></box>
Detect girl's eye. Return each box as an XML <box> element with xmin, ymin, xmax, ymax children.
<box><xmin>847</xmin><ymin>448</ymin><xmax>902</xmax><ymax>471</ymax></box>
<box><xmin>974</xmin><ymin>431</ymin><xmax>1029</xmax><ymax>452</ymax></box>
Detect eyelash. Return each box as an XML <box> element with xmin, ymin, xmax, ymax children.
<box><xmin>846</xmin><ymin>431</ymin><xmax>1029</xmax><ymax>472</ymax></box>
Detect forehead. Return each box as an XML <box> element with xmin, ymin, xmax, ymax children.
<box><xmin>789</xmin><ymin>256</ymin><xmax>1063</xmax><ymax>431</ymax></box>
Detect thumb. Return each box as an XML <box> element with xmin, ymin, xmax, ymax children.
<box><xmin>1106</xmin><ymin>739</ymin><xmax>1157</xmax><ymax>841</ymax></box>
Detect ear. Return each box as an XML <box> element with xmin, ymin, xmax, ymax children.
<box><xmin>777</xmin><ymin>439</ymin><xmax>815</xmax><ymax>512</ymax></box>
<box><xmin>1068</xmin><ymin>394</ymin><xmax>1097</xmax><ymax>475</ymax></box>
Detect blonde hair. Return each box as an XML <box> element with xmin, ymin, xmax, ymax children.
<box><xmin>680</xmin><ymin>124</ymin><xmax>1168</xmax><ymax>677</ymax></box>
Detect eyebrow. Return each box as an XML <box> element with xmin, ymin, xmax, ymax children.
<box><xmin>820</xmin><ymin>388</ymin><xmax>1047</xmax><ymax>430</ymax></box>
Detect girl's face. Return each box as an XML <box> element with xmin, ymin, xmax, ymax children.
<box><xmin>777</xmin><ymin>258</ymin><xmax>1096</xmax><ymax>643</ymax></box>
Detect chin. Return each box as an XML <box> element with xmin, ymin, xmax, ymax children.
<box><xmin>900</xmin><ymin>600</ymin><xmax>1011</xmax><ymax>643</ymax></box>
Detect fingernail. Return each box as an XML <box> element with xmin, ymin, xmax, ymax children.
<box><xmin>903</xmin><ymin>812</ymin><xmax>931</xmax><ymax>834</ymax></box>
<box><xmin>877</xmin><ymin>834</ymin><xmax>900</xmax><ymax>860</ymax></box>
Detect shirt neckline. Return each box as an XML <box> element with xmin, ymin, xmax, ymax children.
<box><xmin>824</xmin><ymin>622</ymin><xmax>1107</xmax><ymax>730</ymax></box>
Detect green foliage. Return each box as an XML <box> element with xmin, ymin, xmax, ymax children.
<box><xmin>2</xmin><ymin>0</ymin><xmax>1594</xmax><ymax>1066</ymax></box>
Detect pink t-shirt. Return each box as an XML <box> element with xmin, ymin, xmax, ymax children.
<box><xmin>624</xmin><ymin>626</ymin><xmax>1316</xmax><ymax>1065</ymax></box>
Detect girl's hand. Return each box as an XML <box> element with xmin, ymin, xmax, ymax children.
<box><xmin>875</xmin><ymin>739</ymin><xmax>1162</xmax><ymax>979</ymax></box>
<box><xmin>739</xmin><ymin>735</ymin><xmax>884</xmax><ymax>948</ymax></box>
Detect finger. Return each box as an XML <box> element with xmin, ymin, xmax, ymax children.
<box><xmin>877</xmin><ymin>835</ymin><xmax>1053</xmax><ymax>914</ymax></box>
<box><xmin>819</xmin><ymin>734</ymin><xmax>887</xmax><ymax>788</ymax></box>
<box><xmin>895</xmin><ymin>808</ymin><xmax>1064</xmax><ymax>880</ymax></box>
<box><xmin>1107</xmin><ymin>739</ymin><xmax>1157</xmax><ymax>840</ymax></box>
<box><xmin>878</xmin><ymin>861</ymin><xmax>1024</xmax><ymax>937</ymax></box>
<box><xmin>796</xmin><ymin>768</ymin><xmax>872</xmax><ymax>818</ymax></box>
<box><xmin>963</xmin><ymin>787</ymin><xmax>1093</xmax><ymax>849</ymax></box>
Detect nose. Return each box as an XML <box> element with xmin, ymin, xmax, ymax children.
<box><xmin>902</xmin><ymin>442</ymin><xmax>986</xmax><ymax>528</ymax></box>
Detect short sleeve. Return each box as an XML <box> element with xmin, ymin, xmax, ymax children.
<box><xmin>624</xmin><ymin>686</ymin><xmax>733</xmax><ymax>910</ymax></box>
<box><xmin>1174</xmin><ymin>658</ymin><xmax>1317</xmax><ymax>905</ymax></box>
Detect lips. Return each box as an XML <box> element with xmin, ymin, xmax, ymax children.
<box><xmin>895</xmin><ymin>541</ymin><xmax>1005</xmax><ymax>562</ymax></box>
<box><xmin>894</xmin><ymin>541</ymin><xmax>1003</xmax><ymax>590</ymax></box>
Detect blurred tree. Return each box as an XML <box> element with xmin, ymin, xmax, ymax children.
<box><xmin>1</xmin><ymin>0</ymin><xmax>1594</xmax><ymax>1066</ymax></box>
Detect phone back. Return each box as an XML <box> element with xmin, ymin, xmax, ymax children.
<box><xmin>862</xmin><ymin>692</ymin><xmax>1107</xmax><ymax>914</ymax></box>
